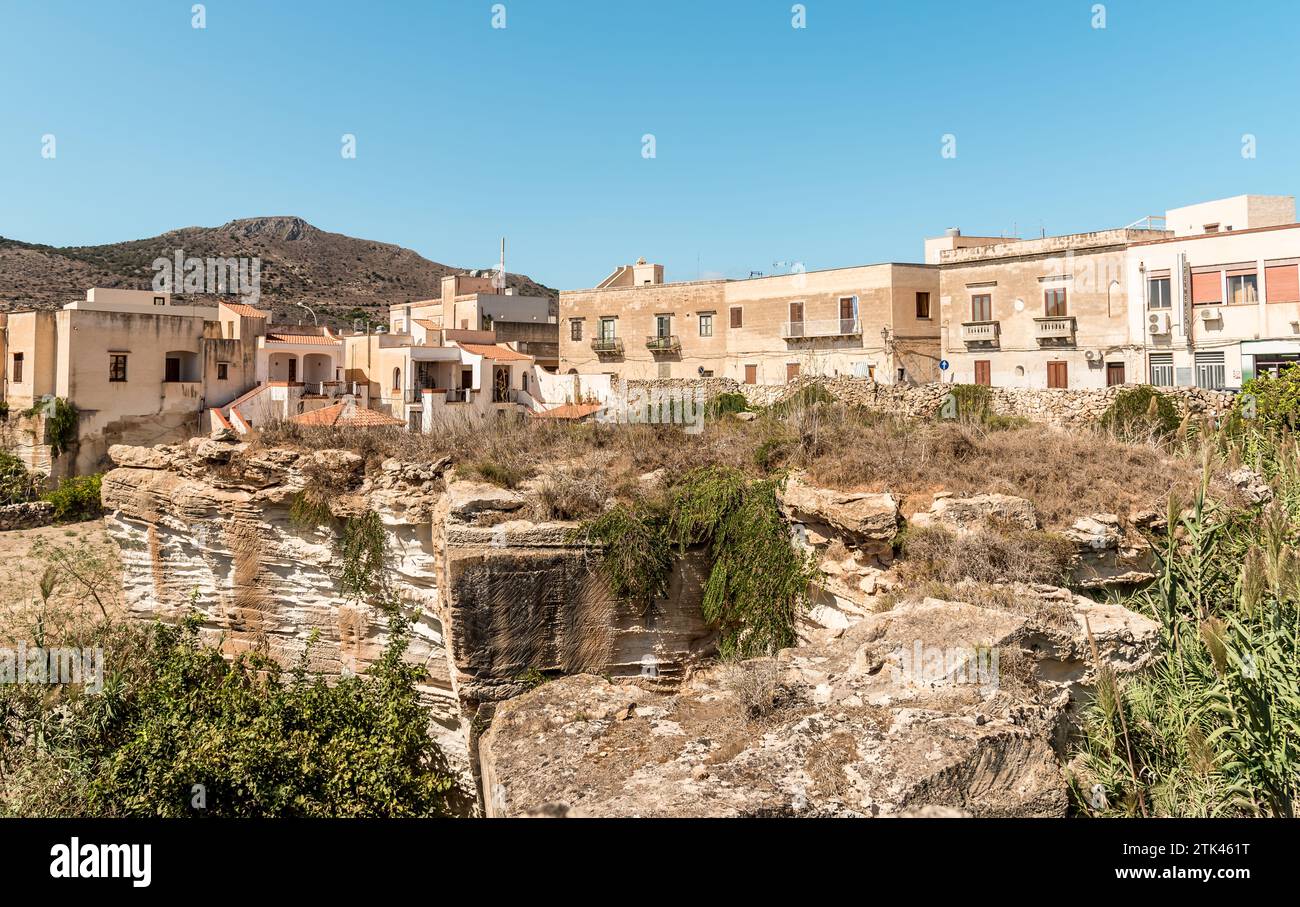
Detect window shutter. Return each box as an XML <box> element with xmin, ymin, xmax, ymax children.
<box><xmin>1266</xmin><ymin>264</ymin><xmax>1300</xmax><ymax>303</ymax></box>
<box><xmin>1191</xmin><ymin>271</ymin><xmax>1221</xmax><ymax>304</ymax></box>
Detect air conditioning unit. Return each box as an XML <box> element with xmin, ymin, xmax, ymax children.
<box><xmin>1200</xmin><ymin>307</ymin><xmax>1223</xmax><ymax>322</ymax></box>
<box><xmin>1147</xmin><ymin>312</ymin><xmax>1172</xmax><ymax>335</ymax></box>
<box><xmin>1083</xmin><ymin>350</ymin><xmax>1099</xmax><ymax>362</ymax></box>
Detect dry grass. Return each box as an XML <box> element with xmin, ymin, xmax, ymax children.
<box><xmin>898</xmin><ymin>523</ymin><xmax>1077</xmax><ymax>587</ymax></box>
<box><xmin>252</xmin><ymin>400</ymin><xmax>1209</xmax><ymax>530</ymax></box>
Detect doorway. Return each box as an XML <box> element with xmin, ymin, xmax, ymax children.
<box><xmin>1106</xmin><ymin>362</ymin><xmax>1125</xmax><ymax>386</ymax></box>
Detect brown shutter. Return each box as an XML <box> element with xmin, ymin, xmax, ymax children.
<box><xmin>1047</xmin><ymin>361</ymin><xmax>1068</xmax><ymax>389</ymax></box>
<box><xmin>744</xmin><ymin>364</ymin><xmax>756</xmax><ymax>384</ymax></box>
<box><xmin>1266</xmin><ymin>264</ymin><xmax>1300</xmax><ymax>303</ymax></box>
<box><xmin>974</xmin><ymin>360</ymin><xmax>990</xmax><ymax>386</ymax></box>
<box><xmin>1191</xmin><ymin>271</ymin><xmax>1221</xmax><ymax>303</ymax></box>
<box><xmin>730</xmin><ymin>307</ymin><xmax>743</xmax><ymax>328</ymax></box>
<box><xmin>786</xmin><ymin>362</ymin><xmax>800</xmax><ymax>382</ymax></box>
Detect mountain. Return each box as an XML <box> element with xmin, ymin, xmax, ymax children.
<box><xmin>0</xmin><ymin>216</ymin><xmax>557</xmax><ymax>323</ymax></box>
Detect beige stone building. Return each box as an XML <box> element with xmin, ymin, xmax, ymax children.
<box><xmin>559</xmin><ymin>259</ymin><xmax>941</xmax><ymax>385</ymax></box>
<box><xmin>936</xmin><ymin>194</ymin><xmax>1299</xmax><ymax>390</ymax></box>
<box><xmin>1</xmin><ymin>288</ymin><xmax>264</xmax><ymax>473</ymax></box>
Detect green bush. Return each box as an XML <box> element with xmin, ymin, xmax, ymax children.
<box><xmin>1100</xmin><ymin>386</ymin><xmax>1180</xmax><ymax>440</ymax></box>
<box><xmin>707</xmin><ymin>392</ymin><xmax>749</xmax><ymax>419</ymax></box>
<box><xmin>0</xmin><ymin>614</ymin><xmax>457</xmax><ymax>817</ymax></box>
<box><xmin>0</xmin><ymin>452</ymin><xmax>38</xmax><ymax>506</ymax></box>
<box><xmin>41</xmin><ymin>474</ymin><xmax>103</xmax><ymax>522</ymax></box>
<box><xmin>1237</xmin><ymin>363</ymin><xmax>1300</xmax><ymax>432</ymax></box>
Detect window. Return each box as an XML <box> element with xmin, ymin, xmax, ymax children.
<box><xmin>109</xmin><ymin>354</ymin><xmax>127</xmax><ymax>382</ymax></box>
<box><xmin>744</xmin><ymin>364</ymin><xmax>757</xmax><ymax>384</ymax></box>
<box><xmin>700</xmin><ymin>369</ymin><xmax>714</xmax><ymax>377</ymax></box>
<box><xmin>1266</xmin><ymin>264</ymin><xmax>1300</xmax><ymax>303</ymax></box>
<box><xmin>226</xmin><ymin>320</ymin><xmax>235</xmax><ymax>337</ymax></box>
<box><xmin>1047</xmin><ymin>361</ymin><xmax>1068</xmax><ymax>389</ymax></box>
<box><xmin>839</xmin><ymin>296</ymin><xmax>857</xmax><ymax>332</ymax></box>
<box><xmin>730</xmin><ymin>306</ymin><xmax>743</xmax><ymax>329</ymax></box>
<box><xmin>1195</xmin><ymin>352</ymin><xmax>1226</xmax><ymax>390</ymax></box>
<box><xmin>655</xmin><ymin>314</ymin><xmax>671</xmax><ymax>338</ymax></box>
<box><xmin>1044</xmin><ymin>288</ymin><xmax>1068</xmax><ymax>317</ymax></box>
<box><xmin>1148</xmin><ymin>277</ymin><xmax>1171</xmax><ymax>309</ymax></box>
<box><xmin>570</xmin><ymin>319</ymin><xmax>583</xmax><ymax>341</ymax></box>
<box><xmin>974</xmin><ymin>360</ymin><xmax>990</xmax><ymax>386</ymax></box>
<box><xmin>971</xmin><ymin>294</ymin><xmax>992</xmax><ymax>322</ymax></box>
<box><xmin>1191</xmin><ymin>271</ymin><xmax>1221</xmax><ymax>304</ymax></box>
<box><xmin>1106</xmin><ymin>362</ymin><xmax>1125</xmax><ymax>386</ymax></box>
<box><xmin>11</xmin><ymin>353</ymin><xmax>23</xmax><ymax>384</ymax></box>
<box><xmin>599</xmin><ymin>317</ymin><xmax>616</xmax><ymax>340</ymax></box>
<box><xmin>788</xmin><ymin>301</ymin><xmax>804</xmax><ymax>336</ymax></box>
<box><xmin>217</xmin><ymin>362</ymin><xmax>229</xmax><ymax>381</ymax></box>
<box><xmin>698</xmin><ymin>312</ymin><xmax>713</xmax><ymax>337</ymax></box>
<box><xmin>915</xmin><ymin>292</ymin><xmax>931</xmax><ymax>319</ymax></box>
<box><xmin>786</xmin><ymin>362</ymin><xmax>800</xmax><ymax>382</ymax></box>
<box><xmin>393</xmin><ymin>367</ymin><xmax>401</xmax><ymax>391</ymax></box>
<box><xmin>1149</xmin><ymin>353</ymin><xmax>1173</xmax><ymax>387</ymax></box>
<box><xmin>1227</xmin><ymin>272</ymin><xmax>1258</xmax><ymax>305</ymax></box>
<box><xmin>1203</xmin><ymin>223</ymin><xmax>1220</xmax><ymax>234</ymax></box>
<box><xmin>153</xmin><ymin>296</ymin><xmax>166</xmax><ymax>306</ymax></box>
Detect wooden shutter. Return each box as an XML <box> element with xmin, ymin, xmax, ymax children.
<box><xmin>730</xmin><ymin>307</ymin><xmax>743</xmax><ymax>329</ymax></box>
<box><xmin>974</xmin><ymin>360</ymin><xmax>990</xmax><ymax>386</ymax></box>
<box><xmin>1266</xmin><ymin>264</ymin><xmax>1300</xmax><ymax>303</ymax></box>
<box><xmin>789</xmin><ymin>302</ymin><xmax>804</xmax><ymax>323</ymax></box>
<box><xmin>744</xmin><ymin>364</ymin><xmax>756</xmax><ymax>384</ymax></box>
<box><xmin>1191</xmin><ymin>271</ymin><xmax>1221</xmax><ymax>304</ymax></box>
<box><xmin>786</xmin><ymin>362</ymin><xmax>800</xmax><ymax>382</ymax></box>
<box><xmin>1047</xmin><ymin>361</ymin><xmax>1068</xmax><ymax>389</ymax></box>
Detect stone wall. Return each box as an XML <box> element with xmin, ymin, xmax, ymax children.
<box><xmin>0</xmin><ymin>501</ymin><xmax>55</xmax><ymax>532</ymax></box>
<box><xmin>622</xmin><ymin>375</ymin><xmax>1235</xmax><ymax>427</ymax></box>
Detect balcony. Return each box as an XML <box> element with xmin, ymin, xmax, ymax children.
<box><xmin>645</xmin><ymin>334</ymin><xmax>681</xmax><ymax>354</ymax></box>
<box><xmin>1034</xmin><ymin>316</ymin><xmax>1076</xmax><ymax>344</ymax></box>
<box><xmin>590</xmin><ymin>337</ymin><xmax>624</xmax><ymax>356</ymax></box>
<box><xmin>960</xmin><ymin>321</ymin><xmax>1000</xmax><ymax>345</ymax></box>
<box><xmin>780</xmin><ymin>318</ymin><xmax>862</xmax><ymax>340</ymax></box>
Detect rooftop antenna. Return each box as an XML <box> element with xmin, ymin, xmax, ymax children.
<box><xmin>493</xmin><ymin>236</ymin><xmax>507</xmax><ymax>291</ymax></box>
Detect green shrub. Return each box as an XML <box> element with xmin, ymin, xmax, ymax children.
<box><xmin>41</xmin><ymin>474</ymin><xmax>103</xmax><ymax>522</ymax></box>
<box><xmin>44</xmin><ymin>398</ymin><xmax>79</xmax><ymax>459</ymax></box>
<box><xmin>0</xmin><ymin>452</ymin><xmax>38</xmax><ymax>506</ymax></box>
<box><xmin>577</xmin><ymin>466</ymin><xmax>816</xmax><ymax>659</ymax></box>
<box><xmin>0</xmin><ymin>614</ymin><xmax>458</xmax><ymax>817</ymax></box>
<box><xmin>936</xmin><ymin>383</ymin><xmax>992</xmax><ymax>423</ymax></box>
<box><xmin>472</xmin><ymin>459</ymin><xmax>524</xmax><ymax>489</ymax></box>
<box><xmin>768</xmin><ymin>382</ymin><xmax>834</xmax><ymax>418</ymax></box>
<box><xmin>707</xmin><ymin>392</ymin><xmax>749</xmax><ymax>419</ymax></box>
<box><xmin>1100</xmin><ymin>386</ymin><xmax>1180</xmax><ymax>440</ymax></box>
<box><xmin>338</xmin><ymin>510</ymin><xmax>387</xmax><ymax>601</ymax></box>
<box><xmin>1236</xmin><ymin>363</ymin><xmax>1300</xmax><ymax>433</ymax></box>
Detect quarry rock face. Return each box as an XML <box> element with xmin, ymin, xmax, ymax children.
<box><xmin>479</xmin><ymin>585</ymin><xmax>1159</xmax><ymax>818</ymax></box>
<box><xmin>100</xmin><ymin>441</ymin><xmax>715</xmax><ymax>806</ymax></box>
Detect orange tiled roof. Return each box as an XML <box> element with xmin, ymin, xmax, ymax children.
<box><xmin>531</xmin><ymin>402</ymin><xmax>604</xmax><ymax>420</ymax></box>
<box><xmin>457</xmin><ymin>342</ymin><xmax>532</xmax><ymax>362</ymax></box>
<box><xmin>414</xmin><ymin>319</ymin><xmax>442</xmax><ymax>331</ymax></box>
<box><xmin>292</xmin><ymin>402</ymin><xmax>403</xmax><ymax>427</ymax></box>
<box><xmin>221</xmin><ymin>302</ymin><xmax>270</xmax><ymax>319</ymax></box>
<box><xmin>265</xmin><ymin>332</ymin><xmax>341</xmax><ymax>346</ymax></box>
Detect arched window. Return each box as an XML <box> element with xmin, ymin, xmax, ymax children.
<box><xmin>393</xmin><ymin>367</ymin><xmax>401</xmax><ymax>391</ymax></box>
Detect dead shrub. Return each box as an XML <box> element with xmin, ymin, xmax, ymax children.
<box><xmin>899</xmin><ymin>523</ymin><xmax>1076</xmax><ymax>587</ymax></box>
<box><xmin>535</xmin><ymin>467</ymin><xmax>608</xmax><ymax>521</ymax></box>
<box><xmin>721</xmin><ymin>658</ymin><xmax>784</xmax><ymax>721</ymax></box>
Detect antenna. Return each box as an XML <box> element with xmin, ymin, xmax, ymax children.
<box><xmin>494</xmin><ymin>237</ymin><xmax>507</xmax><ymax>291</ymax></box>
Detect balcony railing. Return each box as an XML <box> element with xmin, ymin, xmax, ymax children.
<box><xmin>444</xmin><ymin>388</ymin><xmax>473</xmax><ymax>404</ymax></box>
<box><xmin>303</xmin><ymin>380</ymin><xmax>359</xmax><ymax>398</ymax></box>
<box><xmin>961</xmin><ymin>321</ymin><xmax>1000</xmax><ymax>344</ymax></box>
<box><xmin>780</xmin><ymin>318</ymin><xmax>862</xmax><ymax>339</ymax></box>
<box><xmin>405</xmin><ymin>385</ymin><xmax>448</xmax><ymax>403</ymax></box>
<box><xmin>645</xmin><ymin>334</ymin><xmax>681</xmax><ymax>353</ymax></box>
<box><xmin>493</xmin><ymin>386</ymin><xmax>520</xmax><ymax>404</ymax></box>
<box><xmin>1034</xmin><ymin>316</ymin><xmax>1076</xmax><ymax>342</ymax></box>
<box><xmin>591</xmin><ymin>337</ymin><xmax>624</xmax><ymax>356</ymax></box>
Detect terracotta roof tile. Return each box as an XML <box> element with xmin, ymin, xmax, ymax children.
<box><xmin>292</xmin><ymin>402</ymin><xmax>403</xmax><ymax>427</ymax></box>
<box><xmin>531</xmin><ymin>402</ymin><xmax>604</xmax><ymax>420</ymax></box>
<box><xmin>265</xmin><ymin>333</ymin><xmax>341</xmax><ymax>346</ymax></box>
<box><xmin>457</xmin><ymin>342</ymin><xmax>532</xmax><ymax>362</ymax></box>
<box><xmin>220</xmin><ymin>302</ymin><xmax>270</xmax><ymax>318</ymax></box>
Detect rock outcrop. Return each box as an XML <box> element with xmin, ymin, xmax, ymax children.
<box><xmin>479</xmin><ymin>585</ymin><xmax>1159</xmax><ymax>818</ymax></box>
<box><xmin>100</xmin><ymin>439</ymin><xmax>715</xmax><ymax>805</ymax></box>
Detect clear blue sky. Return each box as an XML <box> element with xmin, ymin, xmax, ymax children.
<box><xmin>2</xmin><ymin>0</ymin><xmax>1299</xmax><ymax>290</ymax></box>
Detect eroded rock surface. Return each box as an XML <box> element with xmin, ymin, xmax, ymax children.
<box><xmin>480</xmin><ymin>585</ymin><xmax>1159</xmax><ymax>818</ymax></box>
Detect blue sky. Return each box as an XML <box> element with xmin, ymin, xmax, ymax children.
<box><xmin>2</xmin><ymin>0</ymin><xmax>1299</xmax><ymax>290</ymax></box>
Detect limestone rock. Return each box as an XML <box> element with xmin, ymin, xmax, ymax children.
<box><xmin>909</xmin><ymin>493</ymin><xmax>1038</xmax><ymax>532</ymax></box>
<box><xmin>479</xmin><ymin>586</ymin><xmax>1159</xmax><ymax>818</ymax></box>
<box><xmin>779</xmin><ymin>473</ymin><xmax>900</xmax><ymax>545</ymax></box>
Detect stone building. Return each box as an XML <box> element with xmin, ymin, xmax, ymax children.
<box><xmin>558</xmin><ymin>259</ymin><xmax>941</xmax><ymax>385</ymax></box>
<box><xmin>0</xmin><ymin>288</ymin><xmax>265</xmax><ymax>474</ymax></box>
